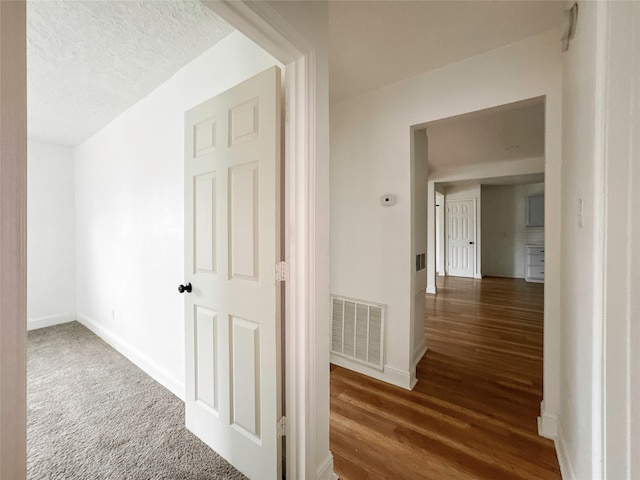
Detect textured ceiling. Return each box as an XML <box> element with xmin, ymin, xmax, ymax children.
<box><xmin>29</xmin><ymin>1</ymin><xmax>562</xmax><ymax>146</ymax></box>
<box><xmin>28</xmin><ymin>1</ymin><xmax>233</xmax><ymax>146</ymax></box>
<box><xmin>426</xmin><ymin>98</ymin><xmax>545</xmax><ymax>175</ymax></box>
<box><xmin>329</xmin><ymin>1</ymin><xmax>564</xmax><ymax>104</ymax></box>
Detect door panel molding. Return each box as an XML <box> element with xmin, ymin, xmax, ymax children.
<box><xmin>184</xmin><ymin>66</ymin><xmax>282</xmax><ymax>479</ymax></box>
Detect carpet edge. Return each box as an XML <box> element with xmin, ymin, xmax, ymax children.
<box><xmin>76</xmin><ymin>313</ymin><xmax>186</xmax><ymax>401</ymax></box>
<box><xmin>28</xmin><ymin>312</ymin><xmax>75</xmax><ymax>331</ymax></box>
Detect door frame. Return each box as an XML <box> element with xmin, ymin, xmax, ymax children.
<box><xmin>202</xmin><ymin>2</ymin><xmax>333</xmax><ymax>479</ymax></box>
<box><xmin>445</xmin><ymin>197</ymin><xmax>477</xmax><ymax>278</ymax></box>
<box><xmin>414</xmin><ymin>93</ymin><xmax>562</xmax><ymax>446</ymax></box>
<box><xmin>0</xmin><ymin>2</ymin><xmax>27</xmax><ymax>478</ymax></box>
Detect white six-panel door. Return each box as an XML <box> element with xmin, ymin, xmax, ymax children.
<box><xmin>183</xmin><ymin>66</ymin><xmax>282</xmax><ymax>480</ymax></box>
<box><xmin>446</xmin><ymin>199</ymin><xmax>476</xmax><ymax>278</ymax></box>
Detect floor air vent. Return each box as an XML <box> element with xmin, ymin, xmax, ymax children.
<box><xmin>331</xmin><ymin>295</ymin><xmax>385</xmax><ymax>370</ymax></box>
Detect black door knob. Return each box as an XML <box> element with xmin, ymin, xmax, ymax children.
<box><xmin>469</xmin><ymin>241</ymin><xmax>475</xmax><ymax>245</ymax></box>
<box><xmin>178</xmin><ymin>283</ymin><xmax>192</xmax><ymax>293</ymax></box>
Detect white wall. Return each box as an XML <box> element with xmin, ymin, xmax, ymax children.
<box><xmin>431</xmin><ymin>156</ymin><xmax>545</xmax><ymax>183</ymax></box>
<box><xmin>411</xmin><ymin>129</ymin><xmax>427</xmax><ymax>367</ymax></box>
<box><xmin>74</xmin><ymin>31</ymin><xmax>282</xmax><ymax>397</ymax></box>
<box><xmin>599</xmin><ymin>3</ymin><xmax>640</xmax><ymax>478</ymax></box>
<box><xmin>27</xmin><ymin>141</ymin><xmax>76</xmax><ymax>329</ymax></box>
<box><xmin>330</xmin><ymin>27</ymin><xmax>562</xmax><ymax>416</ymax></box>
<box><xmin>559</xmin><ymin>2</ymin><xmax>640</xmax><ymax>478</ymax></box>
<box><xmin>481</xmin><ymin>183</ymin><xmax>544</xmax><ymax>278</ymax></box>
<box><xmin>558</xmin><ymin>2</ymin><xmax>601</xmax><ymax>477</ymax></box>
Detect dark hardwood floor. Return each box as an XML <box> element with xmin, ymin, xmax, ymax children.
<box><xmin>330</xmin><ymin>276</ymin><xmax>560</xmax><ymax>480</ymax></box>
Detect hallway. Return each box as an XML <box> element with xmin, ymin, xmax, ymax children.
<box><xmin>330</xmin><ymin>276</ymin><xmax>560</xmax><ymax>479</ymax></box>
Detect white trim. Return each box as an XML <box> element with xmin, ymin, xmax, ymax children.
<box><xmin>556</xmin><ymin>422</ymin><xmax>577</xmax><ymax>480</ymax></box>
<box><xmin>0</xmin><ymin>2</ymin><xmax>27</xmax><ymax>478</ymax></box>
<box><xmin>202</xmin><ymin>3</ymin><xmax>331</xmax><ymax>479</ymax></box>
<box><xmin>599</xmin><ymin>3</ymin><xmax>640</xmax><ymax>478</ymax></box>
<box><xmin>287</xmin><ymin>52</ymin><xmax>319</xmax><ymax>480</ymax></box>
<box><xmin>412</xmin><ymin>339</ymin><xmax>427</xmax><ymax>368</ymax></box>
<box><xmin>27</xmin><ymin>312</ymin><xmax>75</xmax><ymax>331</ymax></box>
<box><xmin>426</xmin><ymin>286</ymin><xmax>437</xmax><ymax>295</ymax></box>
<box><xmin>204</xmin><ymin>1</ymin><xmax>310</xmax><ymax>64</ymax></box>
<box><xmin>76</xmin><ymin>313</ymin><xmax>185</xmax><ymax>401</ymax></box>
<box><xmin>537</xmin><ymin>414</ymin><xmax>558</xmax><ymax>439</ymax></box>
<box><xmin>316</xmin><ymin>452</ymin><xmax>339</xmax><ymax>480</ymax></box>
<box><xmin>331</xmin><ymin>355</ymin><xmax>416</xmax><ymax>390</ymax></box>
<box><xmin>592</xmin><ymin>2</ymin><xmax>610</xmax><ymax>476</ymax></box>
<box><xmin>387</xmin><ymin>364</ymin><xmax>418</xmax><ymax>390</ymax></box>
<box><xmin>537</xmin><ymin>401</ymin><xmax>558</xmax><ymax>439</ymax></box>
<box><xmin>474</xmin><ymin>196</ymin><xmax>481</xmax><ymax>278</ymax></box>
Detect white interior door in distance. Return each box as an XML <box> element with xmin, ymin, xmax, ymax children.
<box><xmin>183</xmin><ymin>66</ymin><xmax>282</xmax><ymax>480</ymax></box>
<box><xmin>446</xmin><ymin>199</ymin><xmax>476</xmax><ymax>278</ymax></box>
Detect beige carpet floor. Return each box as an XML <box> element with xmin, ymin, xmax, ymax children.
<box><xmin>27</xmin><ymin>321</ymin><xmax>247</xmax><ymax>480</ymax></box>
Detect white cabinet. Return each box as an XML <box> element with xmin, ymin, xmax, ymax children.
<box><xmin>526</xmin><ymin>195</ymin><xmax>545</xmax><ymax>226</ymax></box>
<box><xmin>525</xmin><ymin>246</ymin><xmax>545</xmax><ymax>283</ymax></box>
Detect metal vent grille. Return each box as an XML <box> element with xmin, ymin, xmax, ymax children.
<box><xmin>331</xmin><ymin>295</ymin><xmax>385</xmax><ymax>370</ymax></box>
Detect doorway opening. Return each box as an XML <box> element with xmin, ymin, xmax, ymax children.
<box><xmin>422</xmin><ymin>97</ymin><xmax>551</xmax><ymax>467</ymax></box>
<box><xmin>328</xmin><ymin>96</ymin><xmax>558</xmax><ymax>479</ymax></box>
<box><xmin>418</xmin><ymin>95</ymin><xmax>549</xmax><ymax>395</ymax></box>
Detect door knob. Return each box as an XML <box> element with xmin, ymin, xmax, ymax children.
<box><xmin>178</xmin><ymin>283</ymin><xmax>192</xmax><ymax>293</ymax></box>
<box><xmin>469</xmin><ymin>241</ymin><xmax>475</xmax><ymax>245</ymax></box>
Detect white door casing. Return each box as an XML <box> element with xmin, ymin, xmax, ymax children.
<box><xmin>199</xmin><ymin>3</ymin><xmax>336</xmax><ymax>477</ymax></box>
<box><xmin>446</xmin><ymin>199</ymin><xmax>476</xmax><ymax>278</ymax></box>
<box><xmin>184</xmin><ymin>66</ymin><xmax>282</xmax><ymax>480</ymax></box>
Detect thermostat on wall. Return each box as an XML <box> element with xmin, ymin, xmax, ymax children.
<box><xmin>380</xmin><ymin>194</ymin><xmax>396</xmax><ymax>206</ymax></box>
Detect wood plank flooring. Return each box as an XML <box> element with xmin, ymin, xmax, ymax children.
<box><xmin>330</xmin><ymin>276</ymin><xmax>560</xmax><ymax>480</ymax></box>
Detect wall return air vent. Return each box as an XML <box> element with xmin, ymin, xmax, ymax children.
<box><xmin>331</xmin><ymin>295</ymin><xmax>386</xmax><ymax>370</ymax></box>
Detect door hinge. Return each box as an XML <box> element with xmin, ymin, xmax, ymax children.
<box><xmin>277</xmin><ymin>416</ymin><xmax>287</xmax><ymax>437</ymax></box>
<box><xmin>275</xmin><ymin>261</ymin><xmax>289</xmax><ymax>282</ymax></box>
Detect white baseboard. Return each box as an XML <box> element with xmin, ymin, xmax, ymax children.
<box><xmin>395</xmin><ymin>364</ymin><xmax>418</xmax><ymax>390</ymax></box>
<box><xmin>316</xmin><ymin>451</ymin><xmax>338</xmax><ymax>480</ymax></box>
<box><xmin>412</xmin><ymin>339</ymin><xmax>427</xmax><ymax>368</ymax></box>
<box><xmin>538</xmin><ymin>412</ymin><xmax>559</xmax><ymax>440</ymax></box>
<box><xmin>27</xmin><ymin>312</ymin><xmax>75</xmax><ymax>331</ymax></box>
<box><xmin>555</xmin><ymin>422</ymin><xmax>576</xmax><ymax>480</ymax></box>
<box><xmin>426</xmin><ymin>285</ymin><xmax>437</xmax><ymax>295</ymax></box>
<box><xmin>76</xmin><ymin>313</ymin><xmax>185</xmax><ymax>401</ymax></box>
<box><xmin>537</xmin><ymin>401</ymin><xmax>558</xmax><ymax>439</ymax></box>
<box><xmin>330</xmin><ymin>354</ymin><xmax>414</xmax><ymax>390</ymax></box>
<box><xmin>474</xmin><ymin>274</ymin><xmax>483</xmax><ymax>279</ymax></box>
